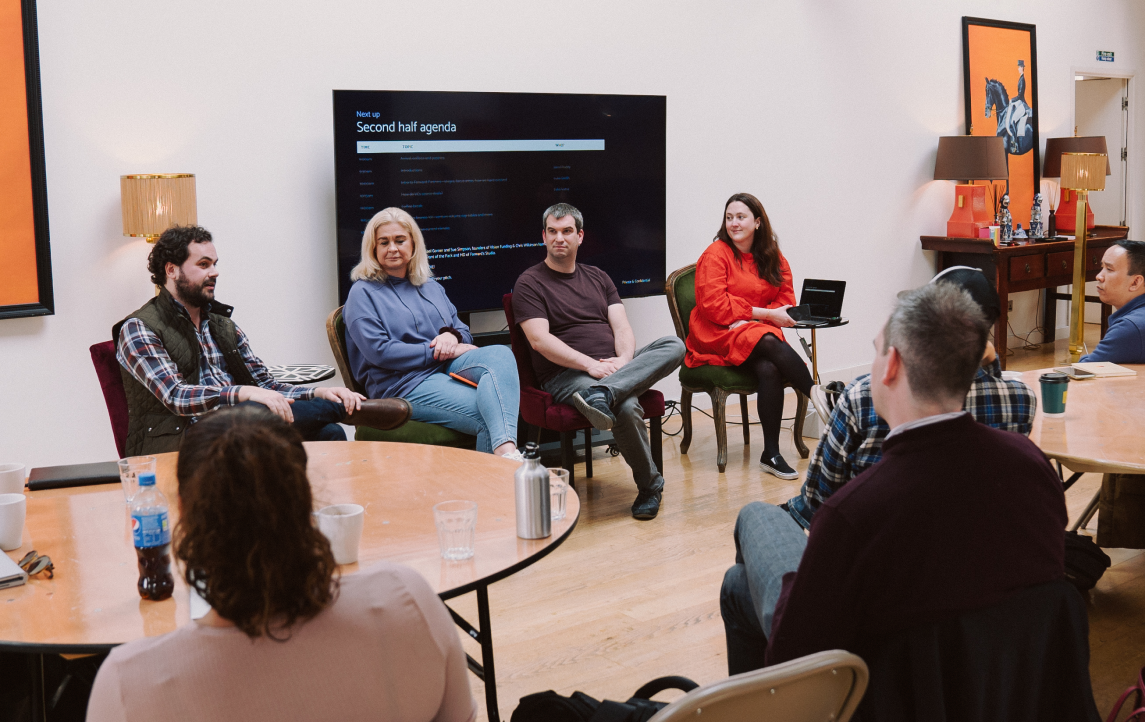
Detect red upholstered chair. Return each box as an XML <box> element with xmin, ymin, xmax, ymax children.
<box><xmin>90</xmin><ymin>341</ymin><xmax>129</xmax><ymax>458</ymax></box>
<box><xmin>502</xmin><ymin>293</ymin><xmax>664</xmax><ymax>487</ymax></box>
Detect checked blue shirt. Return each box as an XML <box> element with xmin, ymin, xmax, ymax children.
<box><xmin>787</xmin><ymin>358</ymin><xmax>1036</xmax><ymax>530</ymax></box>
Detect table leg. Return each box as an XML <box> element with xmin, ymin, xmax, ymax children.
<box><xmin>1043</xmin><ymin>287</ymin><xmax>1057</xmax><ymax>345</ymax></box>
<box><xmin>477</xmin><ymin>585</ymin><xmax>500</xmax><ymax>722</ymax></box>
<box><xmin>810</xmin><ymin>327</ymin><xmax>819</xmax><ymax>385</ymax></box>
<box><xmin>30</xmin><ymin>653</ymin><xmax>45</xmax><ymax>722</ymax></box>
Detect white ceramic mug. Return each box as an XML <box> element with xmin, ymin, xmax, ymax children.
<box><xmin>0</xmin><ymin>464</ymin><xmax>25</xmax><ymax>495</ymax></box>
<box><xmin>316</xmin><ymin>504</ymin><xmax>365</xmax><ymax>565</ymax></box>
<box><xmin>0</xmin><ymin>494</ymin><xmax>27</xmax><ymax>551</ymax></box>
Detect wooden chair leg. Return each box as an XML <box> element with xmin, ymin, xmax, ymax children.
<box><xmin>560</xmin><ymin>430</ymin><xmax>576</xmax><ymax>488</ymax></box>
<box><xmin>740</xmin><ymin>393</ymin><xmax>751</xmax><ymax>445</ymax></box>
<box><xmin>710</xmin><ymin>388</ymin><xmax>731</xmax><ymax>473</ymax></box>
<box><xmin>650</xmin><ymin>415</ymin><xmax>663</xmax><ymax>474</ymax></box>
<box><xmin>793</xmin><ymin>390</ymin><xmax>810</xmax><ymax>459</ymax></box>
<box><xmin>583</xmin><ymin>428</ymin><xmax>593</xmax><ymax>478</ymax></box>
<box><xmin>533</xmin><ymin>425</ymin><xmax>543</xmax><ymax>445</ymax></box>
<box><xmin>680</xmin><ymin>388</ymin><xmax>694</xmax><ymax>454</ymax></box>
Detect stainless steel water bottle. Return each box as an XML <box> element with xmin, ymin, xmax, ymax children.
<box><xmin>514</xmin><ymin>443</ymin><xmax>551</xmax><ymax>539</ymax></box>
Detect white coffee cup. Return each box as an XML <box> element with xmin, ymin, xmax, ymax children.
<box><xmin>0</xmin><ymin>494</ymin><xmax>27</xmax><ymax>551</ymax></box>
<box><xmin>316</xmin><ymin>504</ymin><xmax>365</xmax><ymax>565</ymax></box>
<box><xmin>0</xmin><ymin>464</ymin><xmax>25</xmax><ymax>495</ymax></box>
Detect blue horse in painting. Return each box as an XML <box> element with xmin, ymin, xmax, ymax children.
<box><xmin>984</xmin><ymin>62</ymin><xmax>1034</xmax><ymax>156</ymax></box>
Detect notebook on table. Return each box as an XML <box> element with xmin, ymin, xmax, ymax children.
<box><xmin>0</xmin><ymin>552</ymin><xmax>28</xmax><ymax>590</ymax></box>
<box><xmin>786</xmin><ymin>279</ymin><xmax>847</xmax><ymax>327</ymax></box>
<box><xmin>1071</xmin><ymin>362</ymin><xmax>1138</xmax><ymax>378</ymax></box>
<box><xmin>27</xmin><ymin>461</ymin><xmax>120</xmax><ymax>491</ymax></box>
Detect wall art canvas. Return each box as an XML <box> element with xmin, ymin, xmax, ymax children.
<box><xmin>963</xmin><ymin>16</ymin><xmax>1040</xmax><ymax>228</ymax></box>
<box><xmin>0</xmin><ymin>0</ymin><xmax>52</xmax><ymax>319</ymax></box>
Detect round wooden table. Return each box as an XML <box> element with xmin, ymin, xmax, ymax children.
<box><xmin>1</xmin><ymin>442</ymin><xmax>579</xmax><ymax>722</ymax></box>
<box><xmin>1023</xmin><ymin>366</ymin><xmax>1145</xmax><ymax>532</ymax></box>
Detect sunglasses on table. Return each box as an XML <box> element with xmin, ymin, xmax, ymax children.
<box><xmin>17</xmin><ymin>551</ymin><xmax>53</xmax><ymax>579</ymax></box>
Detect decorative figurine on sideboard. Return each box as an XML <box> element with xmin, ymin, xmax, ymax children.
<box><xmin>999</xmin><ymin>194</ymin><xmax>1013</xmax><ymax>244</ymax></box>
<box><xmin>1030</xmin><ymin>193</ymin><xmax>1044</xmax><ymax>239</ymax></box>
<box><xmin>1013</xmin><ymin>222</ymin><xmax>1027</xmax><ymax>239</ymax></box>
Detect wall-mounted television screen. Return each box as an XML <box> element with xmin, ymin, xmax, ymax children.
<box><xmin>332</xmin><ymin>90</ymin><xmax>666</xmax><ymax>314</ymax></box>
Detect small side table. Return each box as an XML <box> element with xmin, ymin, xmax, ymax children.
<box><xmin>267</xmin><ymin>365</ymin><xmax>336</xmax><ymax>384</ymax></box>
<box><xmin>794</xmin><ymin>319</ymin><xmax>849</xmax><ymax>384</ymax></box>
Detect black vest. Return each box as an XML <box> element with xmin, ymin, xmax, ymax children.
<box><xmin>112</xmin><ymin>289</ymin><xmax>255</xmax><ymax>456</ymax></box>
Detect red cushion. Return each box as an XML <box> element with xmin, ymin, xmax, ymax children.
<box><xmin>90</xmin><ymin>341</ymin><xmax>129</xmax><ymax>458</ymax></box>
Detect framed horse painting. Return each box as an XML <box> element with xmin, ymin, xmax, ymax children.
<box><xmin>0</xmin><ymin>0</ymin><xmax>52</xmax><ymax>319</ymax></box>
<box><xmin>962</xmin><ymin>17</ymin><xmax>1040</xmax><ymax>230</ymax></box>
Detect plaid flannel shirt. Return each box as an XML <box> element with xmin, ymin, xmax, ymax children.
<box><xmin>116</xmin><ymin>301</ymin><xmax>313</xmax><ymax>419</ymax></box>
<box><xmin>787</xmin><ymin>358</ymin><xmax>1036</xmax><ymax>530</ymax></box>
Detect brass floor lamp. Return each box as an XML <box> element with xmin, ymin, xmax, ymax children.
<box><xmin>1058</xmin><ymin>153</ymin><xmax>1107</xmax><ymax>362</ymax></box>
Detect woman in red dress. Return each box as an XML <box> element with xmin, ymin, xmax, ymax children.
<box><xmin>685</xmin><ymin>193</ymin><xmax>813</xmax><ymax>479</ymax></box>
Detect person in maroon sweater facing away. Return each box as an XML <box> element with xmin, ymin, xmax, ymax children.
<box><xmin>719</xmin><ymin>282</ymin><xmax>1066</xmax><ymax>673</ymax></box>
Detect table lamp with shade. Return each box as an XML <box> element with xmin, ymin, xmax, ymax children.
<box><xmin>1059</xmin><ymin>152</ymin><xmax>1107</xmax><ymax>362</ymax></box>
<box><xmin>1043</xmin><ymin>137</ymin><xmax>1110</xmax><ymax>234</ymax></box>
<box><xmin>120</xmin><ymin>174</ymin><xmax>197</xmax><ymax>243</ymax></box>
<box><xmin>933</xmin><ymin>136</ymin><xmax>1009</xmax><ymax>238</ymax></box>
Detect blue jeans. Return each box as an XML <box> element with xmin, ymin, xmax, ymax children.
<box><xmin>235</xmin><ymin>398</ymin><xmax>347</xmax><ymax>441</ymax></box>
<box><xmin>405</xmin><ymin>345</ymin><xmax>520</xmax><ymax>453</ymax></box>
<box><xmin>720</xmin><ymin>501</ymin><xmax>808</xmax><ymax>675</ymax></box>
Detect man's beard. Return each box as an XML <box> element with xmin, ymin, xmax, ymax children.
<box><xmin>174</xmin><ymin>273</ymin><xmax>215</xmax><ymax>309</ymax></box>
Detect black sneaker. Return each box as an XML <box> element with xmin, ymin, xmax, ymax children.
<box><xmin>572</xmin><ymin>386</ymin><xmax>616</xmax><ymax>431</ymax></box>
<box><xmin>760</xmin><ymin>453</ymin><xmax>799</xmax><ymax>481</ymax></box>
<box><xmin>631</xmin><ymin>489</ymin><xmax>662</xmax><ymax>520</ymax></box>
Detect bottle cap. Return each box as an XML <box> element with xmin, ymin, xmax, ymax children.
<box><xmin>523</xmin><ymin>442</ymin><xmax>540</xmax><ymax>460</ymax></box>
<box><xmin>138</xmin><ymin>472</ymin><xmax>157</xmax><ymax>487</ymax></box>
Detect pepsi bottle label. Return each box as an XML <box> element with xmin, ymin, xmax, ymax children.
<box><xmin>131</xmin><ymin>511</ymin><xmax>170</xmax><ymax>548</ymax></box>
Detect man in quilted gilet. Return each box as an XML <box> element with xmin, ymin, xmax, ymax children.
<box><xmin>114</xmin><ymin>225</ymin><xmax>408</xmax><ymax>456</ymax></box>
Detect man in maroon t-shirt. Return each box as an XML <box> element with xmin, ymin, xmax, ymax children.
<box><xmin>719</xmin><ymin>282</ymin><xmax>1066</xmax><ymax>673</ymax></box>
<box><xmin>513</xmin><ymin>203</ymin><xmax>685</xmax><ymax>520</ymax></box>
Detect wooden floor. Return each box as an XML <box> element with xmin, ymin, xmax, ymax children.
<box><xmin>448</xmin><ymin>324</ymin><xmax>1143</xmax><ymax>720</ymax></box>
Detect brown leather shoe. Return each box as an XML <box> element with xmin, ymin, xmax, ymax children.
<box><xmin>343</xmin><ymin>398</ymin><xmax>411</xmax><ymax>430</ymax></box>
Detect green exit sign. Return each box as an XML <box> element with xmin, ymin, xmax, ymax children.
<box><xmin>1098</xmin><ymin>51</ymin><xmax>1114</xmax><ymax>62</ymax></box>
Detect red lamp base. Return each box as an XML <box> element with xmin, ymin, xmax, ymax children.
<box><xmin>946</xmin><ymin>184</ymin><xmax>993</xmax><ymax>238</ymax></box>
<box><xmin>1055</xmin><ymin>188</ymin><xmax>1095</xmax><ymax>232</ymax></box>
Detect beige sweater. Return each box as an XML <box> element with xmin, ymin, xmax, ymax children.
<box><xmin>86</xmin><ymin>562</ymin><xmax>476</xmax><ymax>722</ymax></box>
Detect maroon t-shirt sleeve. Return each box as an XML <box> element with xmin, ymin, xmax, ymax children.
<box><xmin>595</xmin><ymin>268</ymin><xmax>622</xmax><ymax>307</ymax></box>
<box><xmin>512</xmin><ymin>271</ymin><xmax>550</xmax><ymax>324</ymax></box>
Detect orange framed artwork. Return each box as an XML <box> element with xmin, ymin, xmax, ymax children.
<box><xmin>963</xmin><ymin>17</ymin><xmax>1040</xmax><ymax>230</ymax></box>
<box><xmin>0</xmin><ymin>0</ymin><xmax>51</xmax><ymax>319</ymax></box>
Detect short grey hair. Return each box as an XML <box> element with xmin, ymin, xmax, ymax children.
<box><xmin>542</xmin><ymin>203</ymin><xmax>583</xmax><ymax>232</ymax></box>
<box><xmin>882</xmin><ymin>283</ymin><xmax>989</xmax><ymax>404</ymax></box>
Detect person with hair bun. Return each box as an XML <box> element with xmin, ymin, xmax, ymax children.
<box><xmin>685</xmin><ymin>193</ymin><xmax>813</xmax><ymax>480</ymax></box>
<box><xmin>344</xmin><ymin>208</ymin><xmax>522</xmax><ymax>458</ymax></box>
<box><xmin>87</xmin><ymin>404</ymin><xmax>476</xmax><ymax>722</ymax></box>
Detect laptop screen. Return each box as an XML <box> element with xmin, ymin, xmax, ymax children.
<box><xmin>799</xmin><ymin>280</ymin><xmax>846</xmax><ymax>318</ymax></box>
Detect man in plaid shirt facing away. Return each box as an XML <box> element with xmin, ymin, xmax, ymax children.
<box><xmin>115</xmin><ymin>225</ymin><xmax>408</xmax><ymax>456</ymax></box>
<box><xmin>786</xmin><ymin>267</ymin><xmax>1036</xmax><ymax>530</ymax></box>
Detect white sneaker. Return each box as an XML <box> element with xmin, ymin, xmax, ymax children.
<box><xmin>501</xmin><ymin>449</ymin><xmax>526</xmax><ymax>462</ymax></box>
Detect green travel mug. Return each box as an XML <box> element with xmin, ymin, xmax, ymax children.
<box><xmin>1039</xmin><ymin>372</ymin><xmax>1070</xmax><ymax>417</ymax></box>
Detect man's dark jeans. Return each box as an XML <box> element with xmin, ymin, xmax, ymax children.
<box><xmin>238</xmin><ymin>398</ymin><xmax>347</xmax><ymax>441</ymax></box>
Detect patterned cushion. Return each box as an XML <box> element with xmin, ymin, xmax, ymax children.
<box><xmin>679</xmin><ymin>364</ymin><xmax>758</xmax><ymax>393</ymax></box>
<box><xmin>354</xmin><ymin>420</ymin><xmax>476</xmax><ymax>449</ymax></box>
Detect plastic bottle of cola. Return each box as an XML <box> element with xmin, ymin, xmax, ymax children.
<box><xmin>130</xmin><ymin>471</ymin><xmax>174</xmax><ymax>601</ymax></box>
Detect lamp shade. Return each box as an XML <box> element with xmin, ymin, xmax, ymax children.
<box><xmin>120</xmin><ymin>174</ymin><xmax>197</xmax><ymax>239</ymax></box>
<box><xmin>1059</xmin><ymin>153</ymin><xmax>1107</xmax><ymax>191</ymax></box>
<box><xmin>933</xmin><ymin>136</ymin><xmax>1009</xmax><ymax>181</ymax></box>
<box><xmin>1042</xmin><ymin>137</ymin><xmax>1111</xmax><ymax>177</ymax></box>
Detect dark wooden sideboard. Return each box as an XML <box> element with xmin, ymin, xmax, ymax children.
<box><xmin>920</xmin><ymin>226</ymin><xmax>1130</xmax><ymax>369</ymax></box>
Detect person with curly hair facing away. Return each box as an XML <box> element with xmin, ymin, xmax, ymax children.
<box><xmin>87</xmin><ymin>405</ymin><xmax>476</xmax><ymax>722</ymax></box>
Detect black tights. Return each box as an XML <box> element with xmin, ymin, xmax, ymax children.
<box><xmin>739</xmin><ymin>334</ymin><xmax>813</xmax><ymax>457</ymax></box>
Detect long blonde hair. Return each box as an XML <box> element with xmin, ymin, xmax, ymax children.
<box><xmin>349</xmin><ymin>208</ymin><xmax>432</xmax><ymax>286</ymax></box>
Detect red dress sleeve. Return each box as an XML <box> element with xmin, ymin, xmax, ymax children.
<box><xmin>694</xmin><ymin>245</ymin><xmax>753</xmax><ymax>326</ymax></box>
<box><xmin>764</xmin><ymin>254</ymin><xmax>796</xmax><ymax>309</ymax></box>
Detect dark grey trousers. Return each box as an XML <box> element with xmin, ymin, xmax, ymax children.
<box><xmin>542</xmin><ymin>336</ymin><xmax>685</xmax><ymax>493</ymax></box>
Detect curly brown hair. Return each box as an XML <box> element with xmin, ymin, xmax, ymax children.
<box><xmin>715</xmin><ymin>193</ymin><xmax>783</xmax><ymax>287</ymax></box>
<box><xmin>173</xmin><ymin>404</ymin><xmax>338</xmax><ymax>639</ymax></box>
<box><xmin>147</xmin><ymin>225</ymin><xmax>213</xmax><ymax>286</ymax></box>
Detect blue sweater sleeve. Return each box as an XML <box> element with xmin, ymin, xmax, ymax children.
<box><xmin>345</xmin><ymin>284</ymin><xmax>433</xmax><ymax>372</ymax></box>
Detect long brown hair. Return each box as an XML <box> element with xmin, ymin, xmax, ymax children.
<box><xmin>174</xmin><ymin>405</ymin><xmax>338</xmax><ymax>639</ymax></box>
<box><xmin>715</xmin><ymin>193</ymin><xmax>782</xmax><ymax>286</ymax></box>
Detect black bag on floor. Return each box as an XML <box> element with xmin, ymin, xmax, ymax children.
<box><xmin>511</xmin><ymin>676</ymin><xmax>699</xmax><ymax>722</ymax></box>
<box><xmin>1064</xmin><ymin>530</ymin><xmax>1112</xmax><ymax>592</ymax></box>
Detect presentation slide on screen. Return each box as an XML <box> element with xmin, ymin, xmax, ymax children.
<box><xmin>333</xmin><ymin>90</ymin><xmax>666</xmax><ymax>313</ymax></box>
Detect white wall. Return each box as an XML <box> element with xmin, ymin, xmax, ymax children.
<box><xmin>2</xmin><ymin>0</ymin><xmax>1143</xmax><ymax>469</ymax></box>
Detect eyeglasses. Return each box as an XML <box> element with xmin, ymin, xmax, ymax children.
<box><xmin>17</xmin><ymin>551</ymin><xmax>53</xmax><ymax>579</ymax></box>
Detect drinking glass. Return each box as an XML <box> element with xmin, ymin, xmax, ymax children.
<box><xmin>549</xmin><ymin>469</ymin><xmax>569</xmax><ymax>522</ymax></box>
<box><xmin>117</xmin><ymin>456</ymin><xmax>156</xmax><ymax>503</ymax></box>
<box><xmin>434</xmin><ymin>500</ymin><xmax>477</xmax><ymax>561</ymax></box>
